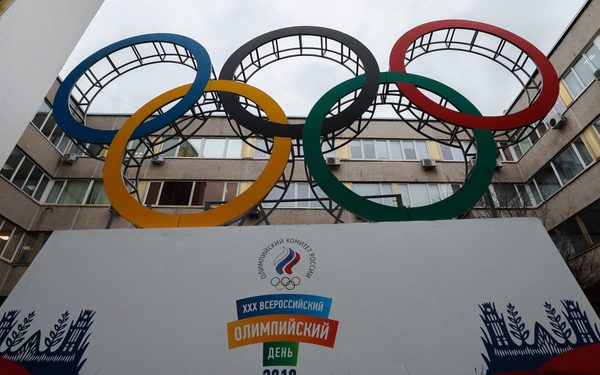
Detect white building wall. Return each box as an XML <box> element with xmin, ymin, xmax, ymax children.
<box><xmin>0</xmin><ymin>0</ymin><xmax>104</xmax><ymax>165</ymax></box>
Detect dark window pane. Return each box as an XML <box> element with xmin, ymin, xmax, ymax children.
<box><xmin>23</xmin><ymin>167</ymin><xmax>43</xmax><ymax>196</ymax></box>
<box><xmin>516</xmin><ymin>185</ymin><xmax>532</xmax><ymax>207</ymax></box>
<box><xmin>57</xmin><ymin>180</ymin><xmax>89</xmax><ymax>204</ymax></box>
<box><xmin>45</xmin><ymin>181</ymin><xmax>65</xmax><ymax>204</ymax></box>
<box><xmin>499</xmin><ymin>143</ymin><xmax>515</xmax><ymax>161</ymax></box>
<box><xmin>552</xmin><ymin>218</ymin><xmax>588</xmax><ymax>255</ymax></box>
<box><xmin>1</xmin><ymin>148</ymin><xmax>24</xmax><ymax>180</ymax></box>
<box><xmin>573</xmin><ymin>138</ymin><xmax>593</xmax><ymax>166</ymax></box>
<box><xmin>579</xmin><ymin>201</ymin><xmax>600</xmax><ymax>245</ymax></box>
<box><xmin>13</xmin><ymin>232</ymin><xmax>48</xmax><ymax>265</ymax></box>
<box><xmin>49</xmin><ymin>122</ymin><xmax>64</xmax><ymax>146</ymax></box>
<box><xmin>191</xmin><ymin>182</ymin><xmax>206</xmax><ymax>206</ymax></box>
<box><xmin>158</xmin><ymin>182</ymin><xmax>192</xmax><ymax>206</ymax></box>
<box><xmin>203</xmin><ymin>182</ymin><xmax>225</xmax><ymax>205</ymax></box>
<box><xmin>0</xmin><ymin>221</ymin><xmax>16</xmax><ymax>256</ymax></box>
<box><xmin>33</xmin><ymin>176</ymin><xmax>50</xmax><ymax>201</ymax></box>
<box><xmin>529</xmin><ymin>130</ymin><xmax>539</xmax><ymax>143</ymax></box>
<box><xmin>12</xmin><ymin>158</ymin><xmax>34</xmax><ymax>189</ymax></box>
<box><xmin>145</xmin><ymin>182</ymin><xmax>162</xmax><ymax>205</ymax></box>
<box><xmin>553</xmin><ymin>146</ymin><xmax>584</xmax><ymax>183</ymax></box>
<box><xmin>40</xmin><ymin>116</ymin><xmax>55</xmax><ymax>137</ymax></box>
<box><xmin>512</xmin><ymin>144</ymin><xmax>524</xmax><ymax>159</ymax></box>
<box><xmin>493</xmin><ymin>185</ymin><xmax>521</xmax><ymax>208</ymax></box>
<box><xmin>0</xmin><ymin>227</ymin><xmax>24</xmax><ymax>262</ymax></box>
<box><xmin>527</xmin><ymin>181</ymin><xmax>542</xmax><ymax>205</ymax></box>
<box><xmin>534</xmin><ymin>165</ymin><xmax>561</xmax><ymax>200</ymax></box>
<box><xmin>224</xmin><ymin>183</ymin><xmax>238</xmax><ymax>202</ymax></box>
<box><xmin>86</xmin><ymin>181</ymin><xmax>109</xmax><ymax>205</ymax></box>
<box><xmin>31</xmin><ymin>103</ymin><xmax>50</xmax><ymax>129</ymax></box>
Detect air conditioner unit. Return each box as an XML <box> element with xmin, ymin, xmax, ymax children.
<box><xmin>496</xmin><ymin>160</ymin><xmax>503</xmax><ymax>169</ymax></box>
<box><xmin>421</xmin><ymin>158</ymin><xmax>437</xmax><ymax>169</ymax></box>
<box><xmin>594</xmin><ymin>68</ymin><xmax>600</xmax><ymax>81</ymax></box>
<box><xmin>61</xmin><ymin>153</ymin><xmax>77</xmax><ymax>164</ymax></box>
<box><xmin>325</xmin><ymin>156</ymin><xmax>340</xmax><ymax>167</ymax></box>
<box><xmin>151</xmin><ymin>155</ymin><xmax>165</xmax><ymax>165</ymax></box>
<box><xmin>549</xmin><ymin>114</ymin><xmax>567</xmax><ymax>129</ymax></box>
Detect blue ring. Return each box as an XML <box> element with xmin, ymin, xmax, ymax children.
<box><xmin>54</xmin><ymin>33</ymin><xmax>211</xmax><ymax>144</ymax></box>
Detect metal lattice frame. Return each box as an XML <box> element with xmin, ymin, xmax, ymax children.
<box><xmin>396</xmin><ymin>24</ymin><xmax>551</xmax><ymax>146</ymax></box>
<box><xmin>56</xmin><ymin>34</ymin><xmax>213</xmax><ymax>158</ymax></box>
<box><xmin>120</xmin><ymin>91</ymin><xmax>296</xmax><ymax>226</ymax></box>
<box><xmin>218</xmin><ymin>26</ymin><xmax>380</xmax><ymax>141</ymax></box>
<box><xmin>304</xmin><ymin>82</ymin><xmax>479</xmax><ymax>223</ymax></box>
<box><xmin>223</xmin><ymin>88</ymin><xmax>376</xmax><ymax>159</ymax></box>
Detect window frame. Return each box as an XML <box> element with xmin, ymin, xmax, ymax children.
<box><xmin>561</xmin><ymin>36</ymin><xmax>600</xmax><ymax>100</ymax></box>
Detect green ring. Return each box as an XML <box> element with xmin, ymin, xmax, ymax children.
<box><xmin>303</xmin><ymin>72</ymin><xmax>496</xmax><ymax>221</ymax></box>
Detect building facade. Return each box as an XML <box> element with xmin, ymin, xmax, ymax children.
<box><xmin>0</xmin><ymin>1</ymin><xmax>599</xmax><ymax>309</ymax></box>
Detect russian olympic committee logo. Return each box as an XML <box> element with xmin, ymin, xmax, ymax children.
<box><xmin>257</xmin><ymin>238</ymin><xmax>317</xmax><ymax>291</ymax></box>
<box><xmin>229</xmin><ymin>239</ymin><xmax>336</xmax><ymax>370</ymax></box>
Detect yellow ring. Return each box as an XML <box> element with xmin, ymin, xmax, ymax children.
<box><xmin>104</xmin><ymin>80</ymin><xmax>292</xmax><ymax>228</ymax></box>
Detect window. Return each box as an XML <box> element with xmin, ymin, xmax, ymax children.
<box><xmin>352</xmin><ymin>183</ymin><xmax>395</xmax><ymax>206</ymax></box>
<box><xmin>160</xmin><ymin>137</ymin><xmax>243</xmax><ymax>159</ymax></box>
<box><xmin>529</xmin><ymin>135</ymin><xmax>595</xmax><ymax>203</ymax></box>
<box><xmin>30</xmin><ymin>102</ymin><xmax>71</xmax><ymax>153</ymax></box>
<box><xmin>439</xmin><ymin>141</ymin><xmax>471</xmax><ymax>161</ymax></box>
<box><xmin>550</xmin><ymin>217</ymin><xmax>588</xmax><ymax>256</ymax></box>
<box><xmin>0</xmin><ymin>148</ymin><xmax>51</xmax><ymax>200</ymax></box>
<box><xmin>562</xmin><ymin>38</ymin><xmax>600</xmax><ymax>99</ymax></box>
<box><xmin>553</xmin><ymin>146</ymin><xmax>585</xmax><ymax>183</ymax></box>
<box><xmin>262</xmin><ymin>183</ymin><xmax>327</xmax><ymax>209</ymax></box>
<box><xmin>43</xmin><ymin>180</ymin><xmax>109</xmax><ymax>206</ymax></box>
<box><xmin>144</xmin><ymin>181</ymin><xmax>239</xmax><ymax>207</ymax></box>
<box><xmin>0</xmin><ymin>215</ymin><xmax>50</xmax><ymax>265</ymax></box>
<box><xmin>86</xmin><ymin>181</ymin><xmax>109</xmax><ymax>205</ymax></box>
<box><xmin>488</xmin><ymin>184</ymin><xmax>534</xmax><ymax>208</ymax></box>
<box><xmin>12</xmin><ymin>232</ymin><xmax>50</xmax><ymax>265</ymax></box>
<box><xmin>350</xmin><ymin>139</ymin><xmax>429</xmax><ymax>160</ymax></box>
<box><xmin>532</xmin><ymin>165</ymin><xmax>561</xmax><ymax>200</ymax></box>
<box><xmin>550</xmin><ymin>199</ymin><xmax>600</xmax><ymax>257</ymax></box>
<box><xmin>579</xmin><ymin>201</ymin><xmax>600</xmax><ymax>245</ymax></box>
<box><xmin>0</xmin><ymin>219</ymin><xmax>23</xmax><ymax>262</ymax></box>
<box><xmin>396</xmin><ymin>183</ymin><xmax>454</xmax><ymax>207</ymax></box>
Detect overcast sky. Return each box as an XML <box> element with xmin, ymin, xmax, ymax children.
<box><xmin>62</xmin><ymin>0</ymin><xmax>588</xmax><ymax>118</ymax></box>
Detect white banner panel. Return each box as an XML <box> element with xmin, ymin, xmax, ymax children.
<box><xmin>0</xmin><ymin>218</ymin><xmax>598</xmax><ymax>375</ymax></box>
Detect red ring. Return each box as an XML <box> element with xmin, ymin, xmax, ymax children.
<box><xmin>389</xmin><ymin>20</ymin><xmax>559</xmax><ymax>131</ymax></box>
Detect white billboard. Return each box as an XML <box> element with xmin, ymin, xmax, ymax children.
<box><xmin>0</xmin><ymin>218</ymin><xmax>598</xmax><ymax>374</ymax></box>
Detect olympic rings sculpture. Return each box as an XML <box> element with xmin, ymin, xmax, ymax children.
<box><xmin>54</xmin><ymin>21</ymin><xmax>559</xmax><ymax>228</ymax></box>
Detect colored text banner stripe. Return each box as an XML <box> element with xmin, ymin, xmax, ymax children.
<box><xmin>236</xmin><ymin>294</ymin><xmax>332</xmax><ymax>319</ymax></box>
<box><xmin>227</xmin><ymin>314</ymin><xmax>338</xmax><ymax>349</ymax></box>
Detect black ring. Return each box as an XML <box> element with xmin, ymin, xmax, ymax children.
<box><xmin>218</xmin><ymin>26</ymin><xmax>380</xmax><ymax>139</ymax></box>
